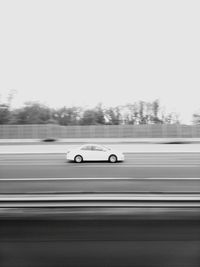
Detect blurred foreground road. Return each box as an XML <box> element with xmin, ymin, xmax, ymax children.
<box><xmin>0</xmin><ymin>216</ymin><xmax>200</xmax><ymax>267</ymax></box>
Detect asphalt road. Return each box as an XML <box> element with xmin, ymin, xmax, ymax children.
<box><xmin>1</xmin><ymin>152</ymin><xmax>200</xmax><ymax>266</ymax></box>
<box><xmin>1</xmin><ymin>153</ymin><xmax>200</xmax><ymax>193</ymax></box>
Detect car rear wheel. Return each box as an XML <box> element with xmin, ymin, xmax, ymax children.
<box><xmin>109</xmin><ymin>154</ymin><xmax>117</xmax><ymax>163</ymax></box>
<box><xmin>74</xmin><ymin>155</ymin><xmax>83</xmax><ymax>163</ymax></box>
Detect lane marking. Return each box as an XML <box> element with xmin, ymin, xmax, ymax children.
<box><xmin>1</xmin><ymin>177</ymin><xmax>200</xmax><ymax>181</ymax></box>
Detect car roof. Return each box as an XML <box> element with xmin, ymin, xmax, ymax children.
<box><xmin>80</xmin><ymin>144</ymin><xmax>104</xmax><ymax>147</ymax></box>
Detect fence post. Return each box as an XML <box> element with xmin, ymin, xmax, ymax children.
<box><xmin>177</xmin><ymin>124</ymin><xmax>181</xmax><ymax>138</ymax></box>
<box><xmin>3</xmin><ymin>125</ymin><xmax>6</xmax><ymax>139</ymax></box>
<box><xmin>147</xmin><ymin>124</ymin><xmax>151</xmax><ymax>138</ymax></box>
<box><xmin>191</xmin><ymin>125</ymin><xmax>196</xmax><ymax>138</ymax></box>
<box><xmin>162</xmin><ymin>124</ymin><xmax>166</xmax><ymax>138</ymax></box>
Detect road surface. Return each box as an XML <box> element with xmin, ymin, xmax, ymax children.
<box><xmin>1</xmin><ymin>151</ymin><xmax>200</xmax><ymax>266</ymax></box>
<box><xmin>0</xmin><ymin>153</ymin><xmax>200</xmax><ymax>193</ymax></box>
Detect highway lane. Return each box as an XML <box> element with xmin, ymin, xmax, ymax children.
<box><xmin>1</xmin><ymin>152</ymin><xmax>200</xmax><ymax>165</ymax></box>
<box><xmin>0</xmin><ymin>153</ymin><xmax>200</xmax><ymax>193</ymax></box>
<box><xmin>1</xmin><ymin>177</ymin><xmax>200</xmax><ymax>194</ymax></box>
<box><xmin>0</xmin><ymin>142</ymin><xmax>200</xmax><ymax>154</ymax></box>
<box><xmin>1</xmin><ymin>153</ymin><xmax>200</xmax><ymax>179</ymax></box>
<box><xmin>2</xmin><ymin>142</ymin><xmax>200</xmax><ymax>153</ymax></box>
<box><xmin>2</xmin><ymin>163</ymin><xmax>200</xmax><ymax>178</ymax></box>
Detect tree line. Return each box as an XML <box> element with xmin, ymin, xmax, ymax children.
<box><xmin>0</xmin><ymin>99</ymin><xmax>181</xmax><ymax>125</ymax></box>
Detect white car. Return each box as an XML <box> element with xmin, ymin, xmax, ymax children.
<box><xmin>66</xmin><ymin>144</ymin><xmax>124</xmax><ymax>163</ymax></box>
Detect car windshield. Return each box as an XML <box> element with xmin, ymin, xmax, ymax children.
<box><xmin>101</xmin><ymin>145</ymin><xmax>110</xmax><ymax>150</ymax></box>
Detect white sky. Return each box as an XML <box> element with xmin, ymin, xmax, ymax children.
<box><xmin>0</xmin><ymin>0</ymin><xmax>200</xmax><ymax>124</ymax></box>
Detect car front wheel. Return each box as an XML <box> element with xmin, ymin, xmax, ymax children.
<box><xmin>109</xmin><ymin>154</ymin><xmax>117</xmax><ymax>163</ymax></box>
<box><xmin>74</xmin><ymin>155</ymin><xmax>83</xmax><ymax>163</ymax></box>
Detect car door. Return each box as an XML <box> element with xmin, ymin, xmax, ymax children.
<box><xmin>80</xmin><ymin>145</ymin><xmax>93</xmax><ymax>160</ymax></box>
<box><xmin>91</xmin><ymin>145</ymin><xmax>108</xmax><ymax>161</ymax></box>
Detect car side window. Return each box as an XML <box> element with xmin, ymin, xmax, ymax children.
<box><xmin>81</xmin><ymin>146</ymin><xmax>92</xmax><ymax>150</ymax></box>
<box><xmin>92</xmin><ymin>146</ymin><xmax>105</xmax><ymax>151</ymax></box>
